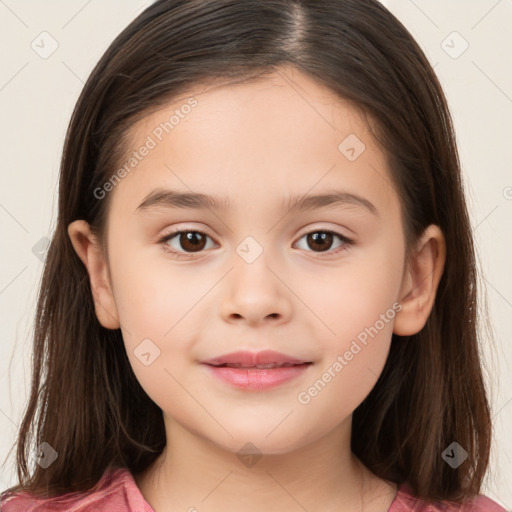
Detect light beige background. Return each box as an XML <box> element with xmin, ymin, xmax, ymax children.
<box><xmin>0</xmin><ymin>0</ymin><xmax>510</xmax><ymax>507</ymax></box>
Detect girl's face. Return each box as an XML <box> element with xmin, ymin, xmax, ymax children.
<box><xmin>73</xmin><ymin>66</ymin><xmax>443</xmax><ymax>456</ymax></box>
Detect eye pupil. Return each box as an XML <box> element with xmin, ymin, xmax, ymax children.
<box><xmin>308</xmin><ymin>232</ymin><xmax>333</xmax><ymax>252</ymax></box>
<box><xmin>181</xmin><ymin>232</ymin><xmax>206</xmax><ymax>252</ymax></box>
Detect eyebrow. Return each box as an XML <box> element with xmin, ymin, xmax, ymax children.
<box><xmin>136</xmin><ymin>188</ymin><xmax>379</xmax><ymax>216</ymax></box>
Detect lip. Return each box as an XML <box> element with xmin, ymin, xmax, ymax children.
<box><xmin>201</xmin><ymin>350</ymin><xmax>313</xmax><ymax>391</ymax></box>
<box><xmin>202</xmin><ymin>350</ymin><xmax>310</xmax><ymax>367</ymax></box>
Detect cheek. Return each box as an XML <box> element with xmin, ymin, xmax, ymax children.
<box><xmin>295</xmin><ymin>299</ymin><xmax>397</xmax><ymax>426</ymax></box>
<box><xmin>110</xmin><ymin>246</ymin><xmax>194</xmax><ymax>335</ymax></box>
<box><xmin>108</xmin><ymin>244</ymin><xmax>213</xmax><ymax>389</ymax></box>
<box><xmin>112</xmin><ymin>257</ymin><xmax>196</xmax><ymax>413</ymax></box>
<box><xmin>310</xmin><ymin>241</ymin><xmax>403</xmax><ymax>341</ymax></box>
<box><xmin>296</xmin><ymin>242</ymin><xmax>403</xmax><ymax>401</ymax></box>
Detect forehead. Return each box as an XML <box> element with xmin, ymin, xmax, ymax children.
<box><xmin>111</xmin><ymin>67</ymin><xmax>399</xmax><ymax>219</ymax></box>
<box><xmin>128</xmin><ymin>68</ymin><xmax>369</xmax><ymax>153</ymax></box>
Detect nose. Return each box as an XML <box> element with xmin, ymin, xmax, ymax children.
<box><xmin>219</xmin><ymin>257</ymin><xmax>292</xmax><ymax>327</ymax></box>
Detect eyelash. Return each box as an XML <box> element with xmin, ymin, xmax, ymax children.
<box><xmin>157</xmin><ymin>227</ymin><xmax>354</xmax><ymax>259</ymax></box>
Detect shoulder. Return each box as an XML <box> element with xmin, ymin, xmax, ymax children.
<box><xmin>0</xmin><ymin>467</ymin><xmax>155</xmax><ymax>512</ymax></box>
<box><xmin>390</xmin><ymin>482</ymin><xmax>509</xmax><ymax>512</ymax></box>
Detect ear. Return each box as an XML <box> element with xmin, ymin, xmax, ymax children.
<box><xmin>67</xmin><ymin>220</ymin><xmax>120</xmax><ymax>330</ymax></box>
<box><xmin>393</xmin><ymin>224</ymin><xmax>446</xmax><ymax>336</ymax></box>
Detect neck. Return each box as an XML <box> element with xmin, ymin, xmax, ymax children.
<box><xmin>134</xmin><ymin>417</ymin><xmax>397</xmax><ymax>512</ymax></box>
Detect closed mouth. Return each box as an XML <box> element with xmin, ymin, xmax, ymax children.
<box><xmin>207</xmin><ymin>362</ymin><xmax>312</xmax><ymax>369</ymax></box>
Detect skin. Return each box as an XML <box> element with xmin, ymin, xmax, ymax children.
<box><xmin>68</xmin><ymin>65</ymin><xmax>446</xmax><ymax>512</ymax></box>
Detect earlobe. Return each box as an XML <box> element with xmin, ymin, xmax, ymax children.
<box><xmin>393</xmin><ymin>224</ymin><xmax>446</xmax><ymax>336</ymax></box>
<box><xmin>67</xmin><ymin>220</ymin><xmax>120</xmax><ymax>330</ymax></box>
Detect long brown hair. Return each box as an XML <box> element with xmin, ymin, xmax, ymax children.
<box><xmin>1</xmin><ymin>0</ymin><xmax>496</xmax><ymax>503</ymax></box>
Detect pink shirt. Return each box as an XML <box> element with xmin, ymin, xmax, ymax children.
<box><xmin>1</xmin><ymin>467</ymin><xmax>508</xmax><ymax>511</ymax></box>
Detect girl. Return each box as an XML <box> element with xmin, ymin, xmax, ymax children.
<box><xmin>1</xmin><ymin>0</ymin><xmax>508</xmax><ymax>510</ymax></box>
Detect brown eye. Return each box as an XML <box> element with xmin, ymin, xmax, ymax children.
<box><xmin>307</xmin><ymin>232</ymin><xmax>334</xmax><ymax>252</ymax></box>
<box><xmin>159</xmin><ymin>228</ymin><xmax>353</xmax><ymax>259</ymax></box>
<box><xmin>179</xmin><ymin>232</ymin><xmax>207</xmax><ymax>252</ymax></box>
<box><xmin>295</xmin><ymin>230</ymin><xmax>352</xmax><ymax>255</ymax></box>
<box><xmin>161</xmin><ymin>230</ymin><xmax>214</xmax><ymax>255</ymax></box>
